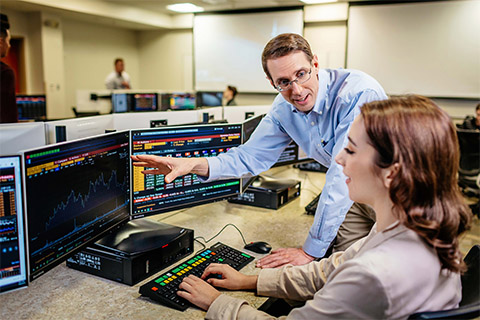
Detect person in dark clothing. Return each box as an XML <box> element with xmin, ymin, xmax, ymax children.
<box><xmin>0</xmin><ymin>13</ymin><xmax>17</xmax><ymax>123</ymax></box>
<box><xmin>461</xmin><ymin>103</ymin><xmax>480</xmax><ymax>131</ymax></box>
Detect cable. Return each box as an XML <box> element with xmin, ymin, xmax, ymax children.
<box><xmin>194</xmin><ymin>238</ymin><xmax>206</xmax><ymax>251</ymax></box>
<box><xmin>202</xmin><ymin>223</ymin><xmax>248</xmax><ymax>246</ymax></box>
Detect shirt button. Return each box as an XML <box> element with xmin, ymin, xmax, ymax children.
<box><xmin>319</xmin><ymin>111</ymin><xmax>323</xmax><ymax>115</ymax></box>
<box><xmin>317</xmin><ymin>144</ymin><xmax>321</xmax><ymax>147</ymax></box>
<box><xmin>311</xmin><ymin>121</ymin><xmax>315</xmax><ymax>126</ymax></box>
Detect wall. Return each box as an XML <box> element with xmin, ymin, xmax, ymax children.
<box><xmin>62</xmin><ymin>19</ymin><xmax>140</xmax><ymax>114</ymax></box>
<box><xmin>2</xmin><ymin>8</ymin><xmax>44</xmax><ymax>95</ymax></box>
<box><xmin>138</xmin><ymin>29</ymin><xmax>193</xmax><ymax>92</ymax></box>
<box><xmin>3</xmin><ymin>2</ymin><xmax>477</xmax><ymax>119</ymax></box>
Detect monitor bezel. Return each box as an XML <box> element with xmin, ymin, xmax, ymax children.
<box><xmin>21</xmin><ymin>131</ymin><xmax>131</xmax><ymax>281</ymax></box>
<box><xmin>129</xmin><ymin>123</ymin><xmax>243</xmax><ymax>219</ymax></box>
<box><xmin>0</xmin><ymin>155</ymin><xmax>29</xmax><ymax>294</ymax></box>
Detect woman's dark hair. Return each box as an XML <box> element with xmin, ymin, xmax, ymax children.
<box><xmin>361</xmin><ymin>95</ymin><xmax>472</xmax><ymax>273</ymax></box>
<box><xmin>227</xmin><ymin>85</ymin><xmax>237</xmax><ymax>98</ymax></box>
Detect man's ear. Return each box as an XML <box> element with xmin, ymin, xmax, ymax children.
<box><xmin>312</xmin><ymin>54</ymin><xmax>319</xmax><ymax>69</ymax></box>
<box><xmin>383</xmin><ymin>163</ymin><xmax>400</xmax><ymax>188</ymax></box>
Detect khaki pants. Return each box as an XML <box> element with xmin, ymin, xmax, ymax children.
<box><xmin>333</xmin><ymin>202</ymin><xmax>376</xmax><ymax>252</ymax></box>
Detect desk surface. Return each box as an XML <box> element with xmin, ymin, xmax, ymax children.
<box><xmin>1</xmin><ymin>167</ymin><xmax>325</xmax><ymax>320</ymax></box>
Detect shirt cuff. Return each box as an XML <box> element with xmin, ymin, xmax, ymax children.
<box><xmin>200</xmin><ymin>157</ymin><xmax>222</xmax><ymax>182</ymax></box>
<box><xmin>205</xmin><ymin>294</ymin><xmax>248</xmax><ymax>320</ymax></box>
<box><xmin>256</xmin><ymin>268</ymin><xmax>284</xmax><ymax>297</ymax></box>
<box><xmin>302</xmin><ymin>234</ymin><xmax>331</xmax><ymax>258</ymax></box>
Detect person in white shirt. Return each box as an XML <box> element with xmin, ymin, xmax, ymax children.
<box><xmin>105</xmin><ymin>58</ymin><xmax>131</xmax><ymax>90</ymax></box>
<box><xmin>175</xmin><ymin>95</ymin><xmax>472</xmax><ymax>319</ymax></box>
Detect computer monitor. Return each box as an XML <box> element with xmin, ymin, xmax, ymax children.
<box><xmin>16</xmin><ymin>94</ymin><xmax>47</xmax><ymax>121</ymax></box>
<box><xmin>133</xmin><ymin>93</ymin><xmax>157</xmax><ymax>112</ymax></box>
<box><xmin>196</xmin><ymin>92</ymin><xmax>223</xmax><ymax>107</ymax></box>
<box><xmin>130</xmin><ymin>123</ymin><xmax>242</xmax><ymax>218</ymax></box>
<box><xmin>242</xmin><ymin>113</ymin><xmax>265</xmax><ymax>143</ymax></box>
<box><xmin>240</xmin><ymin>113</ymin><xmax>306</xmax><ymax>167</ymax></box>
<box><xmin>0</xmin><ymin>156</ymin><xmax>28</xmax><ymax>294</ymax></box>
<box><xmin>22</xmin><ymin>131</ymin><xmax>130</xmax><ymax>281</ymax></box>
<box><xmin>169</xmin><ymin>93</ymin><xmax>196</xmax><ymax>110</ymax></box>
<box><xmin>111</xmin><ymin>93</ymin><xmax>130</xmax><ymax>113</ymax></box>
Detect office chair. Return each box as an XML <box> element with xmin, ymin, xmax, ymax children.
<box><xmin>408</xmin><ymin>245</ymin><xmax>480</xmax><ymax>319</ymax></box>
<box><xmin>72</xmin><ymin>107</ymin><xmax>100</xmax><ymax>118</ymax></box>
<box><xmin>456</xmin><ymin>129</ymin><xmax>480</xmax><ymax>216</ymax></box>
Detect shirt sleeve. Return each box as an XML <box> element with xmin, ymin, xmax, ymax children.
<box><xmin>206</xmin><ymin>114</ymin><xmax>292</xmax><ymax>181</ymax></box>
<box><xmin>105</xmin><ymin>73</ymin><xmax>115</xmax><ymax>89</ymax></box>
<box><xmin>303</xmin><ymin>89</ymin><xmax>387</xmax><ymax>257</ymax></box>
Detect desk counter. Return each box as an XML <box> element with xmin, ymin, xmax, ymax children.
<box><xmin>1</xmin><ymin>167</ymin><xmax>325</xmax><ymax>320</ymax></box>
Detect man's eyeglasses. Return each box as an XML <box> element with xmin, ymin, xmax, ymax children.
<box><xmin>274</xmin><ymin>68</ymin><xmax>312</xmax><ymax>92</ymax></box>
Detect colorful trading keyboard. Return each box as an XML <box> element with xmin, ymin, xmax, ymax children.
<box><xmin>139</xmin><ymin>242</ymin><xmax>255</xmax><ymax>311</ymax></box>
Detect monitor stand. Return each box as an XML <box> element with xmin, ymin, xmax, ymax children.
<box><xmin>66</xmin><ymin>219</ymin><xmax>194</xmax><ymax>285</ymax></box>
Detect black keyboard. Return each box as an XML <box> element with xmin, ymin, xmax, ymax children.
<box><xmin>294</xmin><ymin>161</ymin><xmax>328</xmax><ymax>173</ymax></box>
<box><xmin>305</xmin><ymin>193</ymin><xmax>321</xmax><ymax>215</ymax></box>
<box><xmin>139</xmin><ymin>242</ymin><xmax>255</xmax><ymax>311</ymax></box>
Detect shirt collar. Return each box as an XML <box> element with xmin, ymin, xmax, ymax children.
<box><xmin>312</xmin><ymin>69</ymin><xmax>329</xmax><ymax>115</ymax></box>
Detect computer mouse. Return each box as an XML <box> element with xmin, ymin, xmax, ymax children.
<box><xmin>244</xmin><ymin>241</ymin><xmax>272</xmax><ymax>254</ymax></box>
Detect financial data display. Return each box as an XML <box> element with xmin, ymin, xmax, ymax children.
<box><xmin>16</xmin><ymin>95</ymin><xmax>47</xmax><ymax>120</ymax></box>
<box><xmin>131</xmin><ymin>124</ymin><xmax>242</xmax><ymax>218</ymax></box>
<box><xmin>170</xmin><ymin>93</ymin><xmax>196</xmax><ymax>110</ymax></box>
<box><xmin>0</xmin><ymin>156</ymin><xmax>28</xmax><ymax>293</ymax></box>
<box><xmin>133</xmin><ymin>93</ymin><xmax>157</xmax><ymax>112</ymax></box>
<box><xmin>23</xmin><ymin>132</ymin><xmax>130</xmax><ymax>280</ymax></box>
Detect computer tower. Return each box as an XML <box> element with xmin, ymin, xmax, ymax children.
<box><xmin>228</xmin><ymin>175</ymin><xmax>301</xmax><ymax>209</ymax></box>
<box><xmin>67</xmin><ymin>219</ymin><xmax>193</xmax><ymax>285</ymax></box>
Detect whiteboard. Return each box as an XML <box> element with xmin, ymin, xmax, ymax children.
<box><xmin>194</xmin><ymin>9</ymin><xmax>304</xmax><ymax>93</ymax></box>
<box><xmin>347</xmin><ymin>0</ymin><xmax>480</xmax><ymax>98</ymax></box>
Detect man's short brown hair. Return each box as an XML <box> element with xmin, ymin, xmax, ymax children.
<box><xmin>261</xmin><ymin>33</ymin><xmax>314</xmax><ymax>81</ymax></box>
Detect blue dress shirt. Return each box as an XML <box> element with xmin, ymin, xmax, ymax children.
<box><xmin>206</xmin><ymin>69</ymin><xmax>387</xmax><ymax>258</ymax></box>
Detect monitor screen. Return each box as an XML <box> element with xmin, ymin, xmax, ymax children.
<box><xmin>130</xmin><ymin>124</ymin><xmax>242</xmax><ymax>218</ymax></box>
<box><xmin>196</xmin><ymin>92</ymin><xmax>223</xmax><ymax>107</ymax></box>
<box><xmin>240</xmin><ymin>114</ymin><xmax>304</xmax><ymax>167</ymax></box>
<box><xmin>0</xmin><ymin>156</ymin><xmax>28</xmax><ymax>294</ymax></box>
<box><xmin>242</xmin><ymin>114</ymin><xmax>265</xmax><ymax>143</ymax></box>
<box><xmin>111</xmin><ymin>93</ymin><xmax>130</xmax><ymax>113</ymax></box>
<box><xmin>133</xmin><ymin>93</ymin><xmax>157</xmax><ymax>112</ymax></box>
<box><xmin>170</xmin><ymin>93</ymin><xmax>196</xmax><ymax>110</ymax></box>
<box><xmin>16</xmin><ymin>95</ymin><xmax>46</xmax><ymax>121</ymax></box>
<box><xmin>23</xmin><ymin>132</ymin><xmax>130</xmax><ymax>281</ymax></box>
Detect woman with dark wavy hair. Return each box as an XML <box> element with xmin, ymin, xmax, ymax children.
<box><xmin>177</xmin><ymin>95</ymin><xmax>472</xmax><ymax>319</ymax></box>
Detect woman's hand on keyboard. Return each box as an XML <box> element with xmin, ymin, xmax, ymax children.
<box><xmin>177</xmin><ymin>275</ymin><xmax>220</xmax><ymax>310</ymax></box>
<box><xmin>202</xmin><ymin>263</ymin><xmax>258</xmax><ymax>290</ymax></box>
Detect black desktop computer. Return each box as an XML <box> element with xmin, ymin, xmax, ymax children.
<box><xmin>66</xmin><ymin>219</ymin><xmax>194</xmax><ymax>285</ymax></box>
<box><xmin>228</xmin><ymin>175</ymin><xmax>301</xmax><ymax>209</ymax></box>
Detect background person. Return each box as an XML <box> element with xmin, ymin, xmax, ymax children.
<box><xmin>176</xmin><ymin>95</ymin><xmax>472</xmax><ymax>319</ymax></box>
<box><xmin>132</xmin><ymin>33</ymin><xmax>387</xmax><ymax>268</ymax></box>
<box><xmin>461</xmin><ymin>103</ymin><xmax>480</xmax><ymax>130</ymax></box>
<box><xmin>223</xmin><ymin>85</ymin><xmax>238</xmax><ymax>106</ymax></box>
<box><xmin>105</xmin><ymin>58</ymin><xmax>131</xmax><ymax>89</ymax></box>
<box><xmin>0</xmin><ymin>13</ymin><xmax>18</xmax><ymax>123</ymax></box>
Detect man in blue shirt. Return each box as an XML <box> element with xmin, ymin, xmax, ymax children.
<box><xmin>132</xmin><ymin>33</ymin><xmax>387</xmax><ymax>268</ymax></box>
